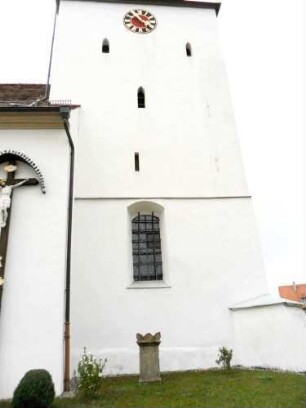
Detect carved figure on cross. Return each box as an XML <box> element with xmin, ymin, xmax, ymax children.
<box><xmin>0</xmin><ymin>179</ymin><xmax>28</xmax><ymax>228</ymax></box>
<box><xmin>0</xmin><ymin>163</ymin><xmax>38</xmax><ymax>231</ymax></box>
<box><xmin>0</xmin><ymin>158</ymin><xmax>42</xmax><ymax>311</ymax></box>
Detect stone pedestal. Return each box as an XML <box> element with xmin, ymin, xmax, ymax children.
<box><xmin>136</xmin><ymin>332</ymin><xmax>161</xmax><ymax>383</ymax></box>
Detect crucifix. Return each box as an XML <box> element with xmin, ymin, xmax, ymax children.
<box><xmin>0</xmin><ymin>161</ymin><xmax>39</xmax><ymax>313</ymax></box>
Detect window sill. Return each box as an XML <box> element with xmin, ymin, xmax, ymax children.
<box><xmin>126</xmin><ymin>281</ymin><xmax>171</xmax><ymax>289</ymax></box>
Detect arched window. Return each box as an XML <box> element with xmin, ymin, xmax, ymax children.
<box><xmin>137</xmin><ymin>87</ymin><xmax>145</xmax><ymax>108</ymax></box>
<box><xmin>186</xmin><ymin>42</ymin><xmax>192</xmax><ymax>57</ymax></box>
<box><xmin>102</xmin><ymin>39</ymin><xmax>109</xmax><ymax>53</ymax></box>
<box><xmin>132</xmin><ymin>213</ymin><xmax>163</xmax><ymax>281</ymax></box>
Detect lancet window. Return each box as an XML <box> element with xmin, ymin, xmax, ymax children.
<box><xmin>102</xmin><ymin>39</ymin><xmax>109</xmax><ymax>53</ymax></box>
<box><xmin>138</xmin><ymin>87</ymin><xmax>145</xmax><ymax>108</ymax></box>
<box><xmin>186</xmin><ymin>42</ymin><xmax>192</xmax><ymax>57</ymax></box>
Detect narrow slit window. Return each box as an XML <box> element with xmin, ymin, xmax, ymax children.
<box><xmin>102</xmin><ymin>39</ymin><xmax>109</xmax><ymax>53</ymax></box>
<box><xmin>186</xmin><ymin>42</ymin><xmax>192</xmax><ymax>57</ymax></box>
<box><xmin>138</xmin><ymin>87</ymin><xmax>145</xmax><ymax>108</ymax></box>
<box><xmin>135</xmin><ymin>153</ymin><xmax>140</xmax><ymax>172</ymax></box>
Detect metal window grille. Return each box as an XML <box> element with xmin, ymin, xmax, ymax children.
<box><xmin>132</xmin><ymin>213</ymin><xmax>163</xmax><ymax>281</ymax></box>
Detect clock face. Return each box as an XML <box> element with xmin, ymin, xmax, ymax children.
<box><xmin>123</xmin><ymin>10</ymin><xmax>157</xmax><ymax>34</ymax></box>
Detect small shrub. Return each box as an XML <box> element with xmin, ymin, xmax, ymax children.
<box><xmin>12</xmin><ymin>369</ymin><xmax>55</xmax><ymax>408</ymax></box>
<box><xmin>77</xmin><ymin>347</ymin><xmax>107</xmax><ymax>400</ymax></box>
<box><xmin>216</xmin><ymin>347</ymin><xmax>233</xmax><ymax>370</ymax></box>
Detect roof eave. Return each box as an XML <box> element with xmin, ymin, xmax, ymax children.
<box><xmin>230</xmin><ymin>302</ymin><xmax>303</xmax><ymax>311</ymax></box>
<box><xmin>0</xmin><ymin>105</ymin><xmax>79</xmax><ymax>113</ymax></box>
<box><xmin>60</xmin><ymin>0</ymin><xmax>221</xmax><ymax>15</ymax></box>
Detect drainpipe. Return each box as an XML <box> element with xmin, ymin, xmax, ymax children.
<box><xmin>60</xmin><ymin>107</ymin><xmax>74</xmax><ymax>392</ymax></box>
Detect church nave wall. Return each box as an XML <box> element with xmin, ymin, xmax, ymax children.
<box><xmin>0</xmin><ymin>128</ymin><xmax>70</xmax><ymax>398</ymax></box>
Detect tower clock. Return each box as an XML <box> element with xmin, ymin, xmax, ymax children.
<box><xmin>123</xmin><ymin>9</ymin><xmax>157</xmax><ymax>34</ymax></box>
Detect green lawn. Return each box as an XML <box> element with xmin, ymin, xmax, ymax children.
<box><xmin>1</xmin><ymin>370</ymin><xmax>305</xmax><ymax>408</ymax></box>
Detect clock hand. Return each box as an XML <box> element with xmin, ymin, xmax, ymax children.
<box><xmin>131</xmin><ymin>10</ymin><xmax>150</xmax><ymax>27</ymax></box>
<box><xmin>137</xmin><ymin>15</ymin><xmax>149</xmax><ymax>26</ymax></box>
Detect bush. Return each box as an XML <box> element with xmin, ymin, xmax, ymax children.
<box><xmin>216</xmin><ymin>347</ymin><xmax>233</xmax><ymax>370</ymax></box>
<box><xmin>12</xmin><ymin>369</ymin><xmax>55</xmax><ymax>408</ymax></box>
<box><xmin>77</xmin><ymin>347</ymin><xmax>107</xmax><ymax>400</ymax></box>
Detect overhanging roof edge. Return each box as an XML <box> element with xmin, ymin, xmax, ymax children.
<box><xmin>0</xmin><ymin>106</ymin><xmax>79</xmax><ymax>113</ymax></box>
<box><xmin>59</xmin><ymin>0</ymin><xmax>221</xmax><ymax>15</ymax></box>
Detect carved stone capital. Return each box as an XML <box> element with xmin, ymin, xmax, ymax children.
<box><xmin>136</xmin><ymin>332</ymin><xmax>161</xmax><ymax>346</ymax></box>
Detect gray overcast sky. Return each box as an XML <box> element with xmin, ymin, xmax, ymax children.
<box><xmin>218</xmin><ymin>0</ymin><xmax>304</xmax><ymax>293</ymax></box>
<box><xmin>0</xmin><ymin>0</ymin><xmax>304</xmax><ymax>294</ymax></box>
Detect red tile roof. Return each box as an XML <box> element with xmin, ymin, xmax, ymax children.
<box><xmin>279</xmin><ymin>284</ymin><xmax>306</xmax><ymax>303</ymax></box>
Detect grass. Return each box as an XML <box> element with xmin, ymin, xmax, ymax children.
<box><xmin>1</xmin><ymin>369</ymin><xmax>305</xmax><ymax>408</ymax></box>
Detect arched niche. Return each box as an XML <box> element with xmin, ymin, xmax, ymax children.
<box><xmin>128</xmin><ymin>200</ymin><xmax>164</xmax><ymax>218</ymax></box>
<box><xmin>0</xmin><ymin>150</ymin><xmax>46</xmax><ymax>193</ymax></box>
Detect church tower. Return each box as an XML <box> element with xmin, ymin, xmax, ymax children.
<box><xmin>50</xmin><ymin>0</ymin><xmax>268</xmax><ymax>376</ymax></box>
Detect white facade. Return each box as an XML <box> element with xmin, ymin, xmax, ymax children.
<box><xmin>232</xmin><ymin>303</ymin><xmax>306</xmax><ymax>371</ymax></box>
<box><xmin>71</xmin><ymin>198</ymin><xmax>268</xmax><ymax>374</ymax></box>
<box><xmin>50</xmin><ymin>0</ymin><xmax>269</xmax><ymax>376</ymax></box>
<box><xmin>0</xmin><ymin>128</ymin><xmax>70</xmax><ymax>398</ymax></box>
<box><xmin>0</xmin><ymin>0</ymin><xmax>304</xmax><ymax>400</ymax></box>
<box><xmin>51</xmin><ymin>1</ymin><xmax>248</xmax><ymax>199</ymax></box>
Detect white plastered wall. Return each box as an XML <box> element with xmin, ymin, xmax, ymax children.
<box><xmin>232</xmin><ymin>305</ymin><xmax>306</xmax><ymax>371</ymax></box>
<box><xmin>49</xmin><ymin>0</ymin><xmax>272</xmax><ymax>375</ymax></box>
<box><xmin>0</xmin><ymin>128</ymin><xmax>70</xmax><ymax>398</ymax></box>
<box><xmin>48</xmin><ymin>0</ymin><xmax>280</xmax><ymax>376</ymax></box>
<box><xmin>50</xmin><ymin>2</ymin><xmax>249</xmax><ymax>199</ymax></box>
<box><xmin>70</xmin><ymin>197</ymin><xmax>267</xmax><ymax>374</ymax></box>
